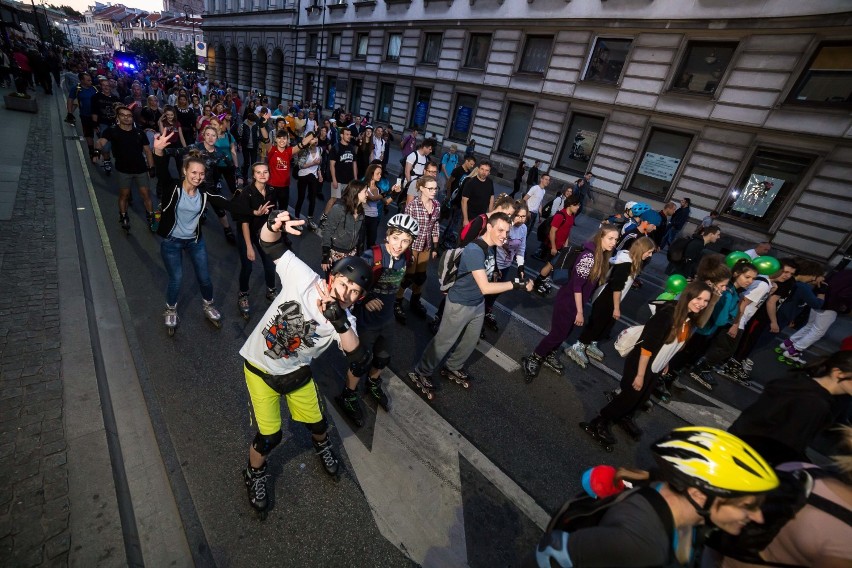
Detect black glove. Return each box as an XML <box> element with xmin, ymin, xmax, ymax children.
<box><xmin>518</xmin><ymin>266</ymin><xmax>526</xmax><ymax>281</ymax></box>
<box><xmin>322</xmin><ymin>300</ymin><xmax>350</xmax><ymax>333</ymax></box>
<box><xmin>512</xmin><ymin>278</ymin><xmax>527</xmax><ymax>291</ymax></box>
<box><xmin>322</xmin><ymin>246</ymin><xmax>331</xmax><ymax>266</ymax></box>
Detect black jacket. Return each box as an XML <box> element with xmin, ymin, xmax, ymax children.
<box><xmin>154</xmin><ymin>154</ymin><xmax>232</xmax><ymax>241</ymax></box>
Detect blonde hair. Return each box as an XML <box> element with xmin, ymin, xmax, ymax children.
<box><xmin>628</xmin><ymin>237</ymin><xmax>656</xmax><ymax>277</ymax></box>
<box><xmin>833</xmin><ymin>425</ymin><xmax>852</xmax><ymax>480</ymax></box>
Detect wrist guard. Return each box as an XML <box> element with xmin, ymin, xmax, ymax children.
<box><xmin>513</xmin><ymin>278</ymin><xmax>526</xmax><ymax>291</ymax></box>
<box><xmin>258</xmin><ymin>234</ymin><xmax>289</xmax><ymax>261</ymax></box>
<box><xmin>322</xmin><ymin>300</ymin><xmax>350</xmax><ymax>333</ymax></box>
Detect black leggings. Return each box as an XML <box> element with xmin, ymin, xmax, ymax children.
<box><xmin>364</xmin><ymin>216</ymin><xmax>380</xmax><ymax>248</ymax></box>
<box><xmin>578</xmin><ymin>293</ymin><xmax>617</xmax><ymax>345</ymax></box>
<box><xmin>236</xmin><ymin>225</ymin><xmax>277</xmax><ymax>293</ymax></box>
<box><xmin>600</xmin><ymin>349</ymin><xmax>659</xmax><ymax>422</ymax></box>
<box><xmin>217</xmin><ymin>165</ymin><xmax>238</xmax><ymax>194</ymax></box>
<box><xmin>295</xmin><ymin>173</ymin><xmax>320</xmax><ymax>219</ymax></box>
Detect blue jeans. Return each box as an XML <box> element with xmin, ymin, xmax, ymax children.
<box><xmin>660</xmin><ymin>226</ymin><xmax>681</xmax><ymax>249</ymax></box>
<box><xmin>160</xmin><ymin>236</ymin><xmax>214</xmax><ymax>306</ymax></box>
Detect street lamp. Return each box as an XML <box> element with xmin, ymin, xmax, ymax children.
<box><xmin>184</xmin><ymin>3</ymin><xmax>198</xmax><ymax>71</ymax></box>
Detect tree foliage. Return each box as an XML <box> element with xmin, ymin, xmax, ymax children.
<box><xmin>156</xmin><ymin>39</ymin><xmax>179</xmax><ymax>66</ymax></box>
<box><xmin>178</xmin><ymin>44</ymin><xmax>197</xmax><ymax>72</ymax></box>
<box><xmin>127</xmin><ymin>38</ymin><xmax>181</xmax><ymax>67</ymax></box>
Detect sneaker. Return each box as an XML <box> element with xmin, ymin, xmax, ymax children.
<box><xmin>265</xmin><ymin>287</ymin><xmax>277</xmax><ymax>302</ymax></box>
<box><xmin>367</xmin><ymin>377</ymin><xmax>390</xmax><ymax>411</ymax></box>
<box><xmin>243</xmin><ymin>463</ymin><xmax>268</xmax><ymax>513</ymax></box>
<box><xmin>313</xmin><ymin>437</ymin><xmax>340</xmax><ymax>477</ymax></box>
<box><xmin>394</xmin><ymin>300</ymin><xmax>406</xmax><ymax>325</ymax></box>
<box><xmin>586</xmin><ymin>342</ymin><xmax>604</xmax><ymax>362</ymax></box>
<box><xmin>564</xmin><ymin>341</ymin><xmax>589</xmax><ymax>369</ymax></box>
<box><xmin>336</xmin><ymin>389</ymin><xmax>364</xmax><ymax>428</ymax></box>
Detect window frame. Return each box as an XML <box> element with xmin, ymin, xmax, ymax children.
<box><xmin>446</xmin><ymin>91</ymin><xmax>479</xmax><ymax>143</ymax></box>
<box><xmin>408</xmin><ymin>86</ymin><xmax>432</xmax><ymax>130</ymax></box>
<box><xmin>784</xmin><ymin>40</ymin><xmax>852</xmax><ymax>109</ymax></box>
<box><xmin>462</xmin><ymin>32</ymin><xmax>492</xmax><ymax>70</ymax></box>
<box><xmin>385</xmin><ymin>32</ymin><xmax>402</xmax><ymax>62</ymax></box>
<box><xmin>354</xmin><ymin>32</ymin><xmax>369</xmax><ymax>60</ymax></box>
<box><xmin>306</xmin><ymin>33</ymin><xmax>318</xmax><ymax>57</ymax></box>
<box><xmin>627</xmin><ymin>126</ymin><xmax>696</xmax><ymax>200</ymax></box>
<box><xmin>667</xmin><ymin>39</ymin><xmax>740</xmax><ymax>98</ymax></box>
<box><xmin>375</xmin><ymin>82</ymin><xmax>395</xmax><ymax>123</ymax></box>
<box><xmin>553</xmin><ymin>111</ymin><xmax>608</xmax><ymax>176</ymax></box>
<box><xmin>420</xmin><ymin>32</ymin><xmax>442</xmax><ymax>66</ymax></box>
<box><xmin>718</xmin><ymin>146</ymin><xmax>817</xmax><ymax>232</ymax></box>
<box><xmin>581</xmin><ymin>36</ymin><xmax>633</xmax><ymax>87</ymax></box>
<box><xmin>516</xmin><ymin>34</ymin><xmax>554</xmax><ymax>76</ymax></box>
<box><xmin>329</xmin><ymin>32</ymin><xmax>342</xmax><ymax>59</ymax></box>
<box><xmin>496</xmin><ymin>99</ymin><xmax>536</xmax><ymax>158</ymax></box>
<box><xmin>349</xmin><ymin>77</ymin><xmax>363</xmax><ymax>116</ymax></box>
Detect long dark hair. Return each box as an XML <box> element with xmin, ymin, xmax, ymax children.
<box><xmin>363</xmin><ymin>163</ymin><xmax>382</xmax><ymax>186</ymax></box>
<box><xmin>803</xmin><ymin>351</ymin><xmax>852</xmax><ymax>381</ymax></box>
<box><xmin>666</xmin><ymin>281</ymin><xmax>713</xmax><ymax>343</ymax></box>
<box><xmin>342</xmin><ymin>180</ymin><xmax>366</xmax><ymax>215</ymax></box>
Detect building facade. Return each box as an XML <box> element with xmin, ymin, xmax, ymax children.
<box><xmin>202</xmin><ymin>0</ymin><xmax>852</xmax><ymax>263</ymax></box>
<box><xmin>157</xmin><ymin>15</ymin><xmax>203</xmax><ymax>50</ymax></box>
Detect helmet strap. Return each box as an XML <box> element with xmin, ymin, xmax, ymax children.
<box><xmin>685</xmin><ymin>491</ymin><xmax>714</xmax><ymax>520</ymax></box>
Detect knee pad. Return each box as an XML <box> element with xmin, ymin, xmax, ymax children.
<box><xmin>347</xmin><ymin>344</ymin><xmax>373</xmax><ymax>377</ymax></box>
<box><xmin>251</xmin><ymin>430</ymin><xmax>283</xmax><ymax>456</ymax></box>
<box><xmin>305</xmin><ymin>417</ymin><xmax>328</xmax><ymax>435</ymax></box>
<box><xmin>412</xmin><ymin>271</ymin><xmax>428</xmax><ymax>287</ymax></box>
<box><xmin>371</xmin><ymin>351</ymin><xmax>391</xmax><ymax>370</ymax></box>
<box><xmin>400</xmin><ymin>276</ymin><xmax>413</xmax><ymax>290</ymax></box>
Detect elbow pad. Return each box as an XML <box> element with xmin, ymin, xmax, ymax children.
<box><xmin>258</xmin><ymin>235</ymin><xmax>290</xmax><ymax>261</ymax></box>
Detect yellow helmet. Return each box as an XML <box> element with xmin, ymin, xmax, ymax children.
<box><xmin>652</xmin><ymin>427</ymin><xmax>779</xmax><ymax>497</ymax></box>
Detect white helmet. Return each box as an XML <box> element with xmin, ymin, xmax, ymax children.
<box><xmin>387</xmin><ymin>213</ymin><xmax>419</xmax><ymax>238</ymax></box>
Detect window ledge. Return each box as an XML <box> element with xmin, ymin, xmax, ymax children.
<box><xmin>328</xmin><ymin>2</ymin><xmax>347</xmax><ymax>10</ymax></box>
<box><xmin>419</xmin><ymin>61</ymin><xmax>438</xmax><ymax>66</ymax></box>
<box><xmin>353</xmin><ymin>0</ymin><xmax>376</xmax><ymax>8</ymax></box>
<box><xmin>780</xmin><ymin>101</ymin><xmax>852</xmax><ymax>114</ymax></box>
<box><xmin>385</xmin><ymin>0</ymin><xmax>411</xmax><ymax>4</ymax></box>
<box><xmin>667</xmin><ymin>88</ymin><xmax>716</xmax><ymax>99</ymax></box>
<box><xmin>514</xmin><ymin>71</ymin><xmax>545</xmax><ymax>78</ymax></box>
<box><xmin>580</xmin><ymin>78</ymin><xmax>620</xmax><ymax>89</ymax></box>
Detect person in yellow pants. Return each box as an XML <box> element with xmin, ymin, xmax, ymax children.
<box><xmin>238</xmin><ymin>210</ymin><xmax>373</xmax><ymax>517</ymax></box>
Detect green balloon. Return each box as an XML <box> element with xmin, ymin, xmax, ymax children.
<box><xmin>657</xmin><ymin>291</ymin><xmax>678</xmax><ymax>301</ymax></box>
<box><xmin>754</xmin><ymin>255</ymin><xmax>781</xmax><ymax>276</ymax></box>
<box><xmin>665</xmin><ymin>274</ymin><xmax>688</xmax><ymax>294</ymax></box>
<box><xmin>726</xmin><ymin>251</ymin><xmax>751</xmax><ymax>268</ymax></box>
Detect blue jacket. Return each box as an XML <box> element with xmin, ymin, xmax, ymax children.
<box><xmin>695</xmin><ymin>287</ymin><xmax>739</xmax><ymax>336</ymax></box>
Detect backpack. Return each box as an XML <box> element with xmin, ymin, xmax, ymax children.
<box><xmin>541</xmin><ymin>196</ymin><xmax>557</xmax><ymax>219</ymax></box>
<box><xmin>537</xmin><ymin>210</ymin><xmax>567</xmax><ymax>245</ymax></box>
<box><xmin>459</xmin><ymin>213</ymin><xmax>488</xmax><ymax>243</ymax></box>
<box><xmin>614</xmin><ymin>325</ymin><xmax>644</xmax><ymax>356</ymax></box>
<box><xmin>436</xmin><ymin>240</ymin><xmax>489</xmax><ymax>292</ymax></box>
<box><xmin>541</xmin><ymin>486</ymin><xmax>674</xmax><ymax>560</ymax></box>
<box><xmin>666</xmin><ymin>235</ymin><xmax>699</xmax><ymax>263</ymax></box>
<box><xmin>369</xmin><ymin>244</ymin><xmax>411</xmax><ymax>287</ymax></box>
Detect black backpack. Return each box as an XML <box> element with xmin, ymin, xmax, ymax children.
<box><xmin>537</xmin><ymin>486</ymin><xmax>674</xmax><ymax>562</ymax></box>
<box><xmin>666</xmin><ymin>235</ymin><xmax>699</xmax><ymax>263</ymax></box>
<box><xmin>537</xmin><ymin>210</ymin><xmax>567</xmax><ymax>245</ymax></box>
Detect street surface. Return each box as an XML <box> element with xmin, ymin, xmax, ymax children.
<box><xmin>3</xmin><ymin>90</ymin><xmax>841</xmax><ymax>567</ymax></box>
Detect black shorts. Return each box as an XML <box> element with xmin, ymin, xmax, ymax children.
<box><xmin>81</xmin><ymin>116</ymin><xmax>95</xmax><ymax>138</ymax></box>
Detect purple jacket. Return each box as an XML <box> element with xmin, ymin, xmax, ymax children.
<box><xmin>570</xmin><ymin>241</ymin><xmax>599</xmax><ymax>302</ymax></box>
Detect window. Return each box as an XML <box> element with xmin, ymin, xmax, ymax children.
<box><xmin>464</xmin><ymin>33</ymin><xmax>491</xmax><ymax>69</ymax></box>
<box><xmin>408</xmin><ymin>87</ymin><xmax>431</xmax><ymax>129</ymax></box>
<box><xmin>349</xmin><ymin>78</ymin><xmax>363</xmax><ymax>116</ymax></box>
<box><xmin>325</xmin><ymin>75</ymin><xmax>336</xmax><ymax>110</ymax></box>
<box><xmin>376</xmin><ymin>82</ymin><xmax>394</xmax><ymax>123</ymax></box>
<box><xmin>421</xmin><ymin>32</ymin><xmax>442</xmax><ymax>65</ymax></box>
<box><xmin>304</xmin><ymin>72</ymin><xmax>315</xmax><ymax>104</ymax></box>
<box><xmin>556</xmin><ymin>114</ymin><xmax>605</xmax><ymax>174</ymax></box>
<box><xmin>788</xmin><ymin>41</ymin><xmax>852</xmax><ymax>107</ymax></box>
<box><xmin>583</xmin><ymin>38</ymin><xmax>632</xmax><ymax>85</ymax></box>
<box><xmin>355</xmin><ymin>32</ymin><xmax>369</xmax><ymax>59</ymax></box>
<box><xmin>518</xmin><ymin>35</ymin><xmax>553</xmax><ymax>74</ymax></box>
<box><xmin>386</xmin><ymin>33</ymin><xmax>402</xmax><ymax>61</ymax></box>
<box><xmin>307</xmin><ymin>33</ymin><xmax>318</xmax><ymax>57</ymax></box>
<box><xmin>671</xmin><ymin>41</ymin><xmax>737</xmax><ymax>95</ymax></box>
<box><xmin>329</xmin><ymin>33</ymin><xmax>341</xmax><ymax>58</ymax></box>
<box><xmin>449</xmin><ymin>93</ymin><xmax>477</xmax><ymax>142</ymax></box>
<box><xmin>721</xmin><ymin>149</ymin><xmax>814</xmax><ymax>228</ymax></box>
<box><xmin>498</xmin><ymin>102</ymin><xmax>534</xmax><ymax>156</ymax></box>
<box><xmin>629</xmin><ymin>128</ymin><xmax>692</xmax><ymax>197</ymax></box>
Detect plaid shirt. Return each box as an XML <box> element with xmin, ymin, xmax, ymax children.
<box><xmin>406</xmin><ymin>197</ymin><xmax>441</xmax><ymax>252</ymax></box>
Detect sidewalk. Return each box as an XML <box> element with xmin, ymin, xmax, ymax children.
<box><xmin>0</xmin><ymin>91</ymin><xmax>191</xmax><ymax>567</ymax></box>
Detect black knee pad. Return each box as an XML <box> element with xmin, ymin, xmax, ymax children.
<box><xmin>305</xmin><ymin>418</ymin><xmax>328</xmax><ymax>435</ymax></box>
<box><xmin>372</xmin><ymin>351</ymin><xmax>391</xmax><ymax>370</ymax></box>
<box><xmin>400</xmin><ymin>275</ymin><xmax>413</xmax><ymax>290</ymax></box>
<box><xmin>251</xmin><ymin>430</ymin><xmax>283</xmax><ymax>456</ymax></box>
<box><xmin>347</xmin><ymin>344</ymin><xmax>373</xmax><ymax>377</ymax></box>
<box><xmin>412</xmin><ymin>271</ymin><xmax>428</xmax><ymax>286</ymax></box>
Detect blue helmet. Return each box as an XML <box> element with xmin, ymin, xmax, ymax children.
<box><xmin>639</xmin><ymin>209</ymin><xmax>662</xmax><ymax>227</ymax></box>
<box><xmin>630</xmin><ymin>202</ymin><xmax>651</xmax><ymax>216</ymax></box>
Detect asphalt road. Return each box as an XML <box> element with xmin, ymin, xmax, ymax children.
<box><xmin>78</xmin><ymin>152</ymin><xmax>816</xmax><ymax>567</ymax></box>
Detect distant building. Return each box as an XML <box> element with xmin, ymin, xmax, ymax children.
<box><xmin>157</xmin><ymin>15</ymin><xmax>202</xmax><ymax>50</ymax></box>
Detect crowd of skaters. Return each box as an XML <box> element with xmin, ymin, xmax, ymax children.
<box><xmin>50</xmin><ymin>45</ymin><xmax>852</xmax><ymax>566</ymax></box>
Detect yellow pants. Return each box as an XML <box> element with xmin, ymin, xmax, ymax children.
<box><xmin>244</xmin><ymin>365</ymin><xmax>324</xmax><ymax>435</ymax></box>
